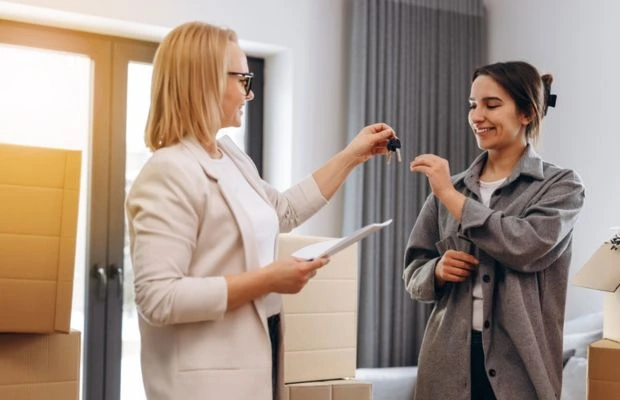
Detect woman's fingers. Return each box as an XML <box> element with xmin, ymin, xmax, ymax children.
<box><xmin>438</xmin><ymin>250</ymin><xmax>479</xmax><ymax>282</ymax></box>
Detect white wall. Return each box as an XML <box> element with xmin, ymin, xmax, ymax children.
<box><xmin>0</xmin><ymin>0</ymin><xmax>350</xmax><ymax>237</ymax></box>
<box><xmin>483</xmin><ymin>0</ymin><xmax>620</xmax><ymax>319</ymax></box>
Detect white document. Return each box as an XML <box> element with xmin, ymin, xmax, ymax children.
<box><xmin>292</xmin><ymin>219</ymin><xmax>393</xmax><ymax>260</ymax></box>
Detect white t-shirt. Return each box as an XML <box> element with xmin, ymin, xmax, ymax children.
<box><xmin>472</xmin><ymin>177</ymin><xmax>506</xmax><ymax>331</ymax></box>
<box><xmin>211</xmin><ymin>153</ymin><xmax>281</xmax><ymax>316</ymax></box>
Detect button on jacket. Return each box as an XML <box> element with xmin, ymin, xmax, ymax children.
<box><xmin>403</xmin><ymin>145</ymin><xmax>585</xmax><ymax>400</ymax></box>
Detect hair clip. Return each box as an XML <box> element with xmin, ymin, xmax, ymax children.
<box><xmin>543</xmin><ymin>85</ymin><xmax>557</xmax><ymax>116</ymax></box>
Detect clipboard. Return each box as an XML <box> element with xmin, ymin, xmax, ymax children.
<box><xmin>292</xmin><ymin>219</ymin><xmax>393</xmax><ymax>260</ymax></box>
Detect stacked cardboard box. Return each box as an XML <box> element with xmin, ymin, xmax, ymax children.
<box><xmin>0</xmin><ymin>143</ymin><xmax>82</xmax><ymax>399</ymax></box>
<box><xmin>284</xmin><ymin>379</ymin><xmax>372</xmax><ymax>400</ymax></box>
<box><xmin>573</xmin><ymin>236</ymin><xmax>620</xmax><ymax>399</ymax></box>
<box><xmin>278</xmin><ymin>234</ymin><xmax>371</xmax><ymax>400</ymax></box>
<box><xmin>0</xmin><ymin>331</ymin><xmax>81</xmax><ymax>399</ymax></box>
<box><xmin>587</xmin><ymin>340</ymin><xmax>620</xmax><ymax>399</ymax></box>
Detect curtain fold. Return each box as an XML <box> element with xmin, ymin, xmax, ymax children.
<box><xmin>345</xmin><ymin>0</ymin><xmax>485</xmax><ymax>368</ymax></box>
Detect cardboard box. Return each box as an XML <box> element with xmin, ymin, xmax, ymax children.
<box><xmin>0</xmin><ymin>330</ymin><xmax>81</xmax><ymax>400</ymax></box>
<box><xmin>285</xmin><ymin>379</ymin><xmax>372</xmax><ymax>400</ymax></box>
<box><xmin>0</xmin><ymin>143</ymin><xmax>81</xmax><ymax>333</ymax></box>
<box><xmin>587</xmin><ymin>339</ymin><xmax>620</xmax><ymax>399</ymax></box>
<box><xmin>573</xmin><ymin>240</ymin><xmax>620</xmax><ymax>342</ymax></box>
<box><xmin>278</xmin><ymin>234</ymin><xmax>358</xmax><ymax>383</ymax></box>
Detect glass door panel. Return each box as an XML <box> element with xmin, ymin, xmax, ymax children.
<box><xmin>121</xmin><ymin>61</ymin><xmax>153</xmax><ymax>400</ymax></box>
<box><xmin>0</xmin><ymin>42</ymin><xmax>92</xmax><ymax>398</ymax></box>
<box><xmin>0</xmin><ymin>21</ymin><xmax>162</xmax><ymax>400</ymax></box>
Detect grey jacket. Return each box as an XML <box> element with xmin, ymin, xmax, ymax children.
<box><xmin>403</xmin><ymin>145</ymin><xmax>585</xmax><ymax>400</ymax></box>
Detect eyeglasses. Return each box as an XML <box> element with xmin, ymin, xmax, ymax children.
<box><xmin>227</xmin><ymin>71</ymin><xmax>254</xmax><ymax>96</ymax></box>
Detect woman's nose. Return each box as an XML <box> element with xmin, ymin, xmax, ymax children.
<box><xmin>469</xmin><ymin>107</ymin><xmax>484</xmax><ymax>122</ymax></box>
<box><xmin>246</xmin><ymin>90</ymin><xmax>255</xmax><ymax>101</ymax></box>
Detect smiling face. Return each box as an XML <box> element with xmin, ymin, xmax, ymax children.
<box><xmin>220</xmin><ymin>41</ymin><xmax>254</xmax><ymax>128</ymax></box>
<box><xmin>468</xmin><ymin>75</ymin><xmax>531</xmax><ymax>153</ymax></box>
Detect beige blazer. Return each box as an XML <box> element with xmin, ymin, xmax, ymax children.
<box><xmin>126</xmin><ymin>135</ymin><xmax>327</xmax><ymax>400</ymax></box>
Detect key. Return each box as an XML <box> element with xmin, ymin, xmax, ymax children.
<box><xmin>387</xmin><ymin>138</ymin><xmax>402</xmax><ymax>163</ymax></box>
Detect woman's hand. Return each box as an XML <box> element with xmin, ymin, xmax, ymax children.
<box><xmin>343</xmin><ymin>123</ymin><xmax>396</xmax><ymax>165</ymax></box>
<box><xmin>409</xmin><ymin>154</ymin><xmax>454</xmax><ymax>198</ymax></box>
<box><xmin>434</xmin><ymin>250</ymin><xmax>479</xmax><ymax>287</ymax></box>
<box><xmin>266</xmin><ymin>256</ymin><xmax>329</xmax><ymax>294</ymax></box>
<box><xmin>410</xmin><ymin>154</ymin><xmax>467</xmax><ymax>221</ymax></box>
<box><xmin>225</xmin><ymin>257</ymin><xmax>329</xmax><ymax>311</ymax></box>
<box><xmin>313</xmin><ymin>122</ymin><xmax>396</xmax><ymax>200</ymax></box>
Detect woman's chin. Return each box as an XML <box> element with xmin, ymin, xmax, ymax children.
<box><xmin>475</xmin><ymin>137</ymin><xmax>495</xmax><ymax>151</ymax></box>
<box><xmin>221</xmin><ymin>119</ymin><xmax>242</xmax><ymax>129</ymax></box>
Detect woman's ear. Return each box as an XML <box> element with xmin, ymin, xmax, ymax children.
<box><xmin>519</xmin><ymin>112</ymin><xmax>531</xmax><ymax>126</ymax></box>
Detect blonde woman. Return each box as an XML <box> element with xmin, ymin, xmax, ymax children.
<box><xmin>126</xmin><ymin>21</ymin><xmax>396</xmax><ymax>400</ymax></box>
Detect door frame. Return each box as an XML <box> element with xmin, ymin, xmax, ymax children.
<box><xmin>0</xmin><ymin>19</ymin><xmax>157</xmax><ymax>400</ymax></box>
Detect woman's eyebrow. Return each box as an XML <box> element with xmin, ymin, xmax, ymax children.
<box><xmin>469</xmin><ymin>96</ymin><xmax>503</xmax><ymax>102</ymax></box>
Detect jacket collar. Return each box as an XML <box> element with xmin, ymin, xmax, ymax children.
<box><xmin>179</xmin><ymin>135</ymin><xmax>231</xmax><ymax>180</ymax></box>
<box><xmin>458</xmin><ymin>144</ymin><xmax>545</xmax><ymax>192</ymax></box>
<box><xmin>180</xmin><ymin>134</ymin><xmax>272</xmax><ymax>204</ymax></box>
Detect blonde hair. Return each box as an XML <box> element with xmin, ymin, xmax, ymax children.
<box><xmin>145</xmin><ymin>21</ymin><xmax>237</xmax><ymax>152</ymax></box>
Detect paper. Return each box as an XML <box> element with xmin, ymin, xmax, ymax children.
<box><xmin>292</xmin><ymin>219</ymin><xmax>393</xmax><ymax>260</ymax></box>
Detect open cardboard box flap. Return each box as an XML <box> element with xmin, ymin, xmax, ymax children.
<box><xmin>573</xmin><ymin>234</ymin><xmax>620</xmax><ymax>343</ymax></box>
<box><xmin>573</xmin><ymin>242</ymin><xmax>620</xmax><ymax>292</ymax></box>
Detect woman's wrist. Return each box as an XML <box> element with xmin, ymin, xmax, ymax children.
<box><xmin>257</xmin><ymin>266</ymin><xmax>275</xmax><ymax>294</ymax></box>
<box><xmin>434</xmin><ymin>269</ymin><xmax>446</xmax><ymax>288</ymax></box>
<box><xmin>339</xmin><ymin>146</ymin><xmax>362</xmax><ymax>169</ymax></box>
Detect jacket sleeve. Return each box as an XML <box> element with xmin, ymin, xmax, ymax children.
<box><xmin>126</xmin><ymin>155</ymin><xmax>228</xmax><ymax>327</ymax></box>
<box><xmin>403</xmin><ymin>194</ymin><xmax>443</xmax><ymax>302</ymax></box>
<box><xmin>262</xmin><ymin>176</ymin><xmax>328</xmax><ymax>233</ymax></box>
<box><xmin>460</xmin><ymin>168</ymin><xmax>585</xmax><ymax>273</ymax></box>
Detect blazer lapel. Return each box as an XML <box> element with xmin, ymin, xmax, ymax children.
<box><xmin>180</xmin><ymin>136</ymin><xmax>269</xmax><ymax>332</ymax></box>
<box><xmin>218</xmin><ymin>135</ymin><xmax>272</xmax><ymax>206</ymax></box>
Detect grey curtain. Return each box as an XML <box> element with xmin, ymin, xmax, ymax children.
<box><xmin>344</xmin><ymin>0</ymin><xmax>486</xmax><ymax>367</ymax></box>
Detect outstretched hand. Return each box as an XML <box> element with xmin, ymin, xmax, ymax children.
<box><xmin>410</xmin><ymin>154</ymin><xmax>454</xmax><ymax>198</ymax></box>
<box><xmin>344</xmin><ymin>123</ymin><xmax>397</xmax><ymax>165</ymax></box>
<box><xmin>409</xmin><ymin>153</ymin><xmax>467</xmax><ymax>221</ymax></box>
<box><xmin>312</xmin><ymin>122</ymin><xmax>397</xmax><ymax>201</ymax></box>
